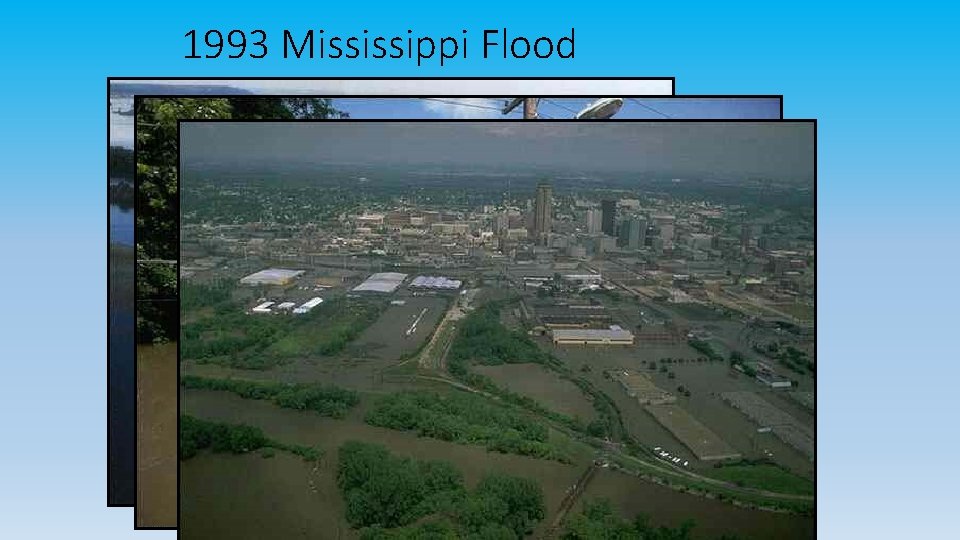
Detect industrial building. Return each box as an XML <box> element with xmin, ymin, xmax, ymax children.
<box><xmin>239</xmin><ymin>268</ymin><xmax>304</xmax><ymax>286</ymax></box>
<box><xmin>251</xmin><ymin>301</ymin><xmax>275</xmax><ymax>314</ymax></box>
<box><xmin>610</xmin><ymin>370</ymin><xmax>676</xmax><ymax>405</ymax></box>
<box><xmin>352</xmin><ymin>272</ymin><xmax>408</xmax><ymax>293</ymax></box>
<box><xmin>552</xmin><ymin>326</ymin><xmax>634</xmax><ymax>345</ymax></box>
<box><xmin>409</xmin><ymin>276</ymin><xmax>462</xmax><ymax>290</ymax></box>
<box><xmin>645</xmin><ymin>403</ymin><xmax>742</xmax><ymax>461</ymax></box>
<box><xmin>293</xmin><ymin>297</ymin><xmax>323</xmax><ymax>314</ymax></box>
<box><xmin>750</xmin><ymin>361</ymin><xmax>794</xmax><ymax>388</ymax></box>
<box><xmin>532</xmin><ymin>302</ymin><xmax>613</xmax><ymax>328</ymax></box>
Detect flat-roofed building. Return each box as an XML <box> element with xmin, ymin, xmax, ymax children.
<box><xmin>239</xmin><ymin>268</ymin><xmax>304</xmax><ymax>286</ymax></box>
<box><xmin>352</xmin><ymin>272</ymin><xmax>407</xmax><ymax>293</ymax></box>
<box><xmin>293</xmin><ymin>297</ymin><xmax>323</xmax><ymax>314</ymax></box>
<box><xmin>610</xmin><ymin>370</ymin><xmax>676</xmax><ymax>405</ymax></box>
<box><xmin>534</xmin><ymin>303</ymin><xmax>613</xmax><ymax>328</ymax></box>
<box><xmin>251</xmin><ymin>301</ymin><xmax>275</xmax><ymax>314</ymax></box>
<box><xmin>552</xmin><ymin>327</ymin><xmax>634</xmax><ymax>345</ymax></box>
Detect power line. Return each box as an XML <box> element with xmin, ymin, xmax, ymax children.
<box><xmin>420</xmin><ymin>98</ymin><xmax>506</xmax><ymax>112</ymax></box>
<box><xmin>628</xmin><ymin>98</ymin><xmax>671</xmax><ymax>118</ymax></box>
<box><xmin>541</xmin><ymin>99</ymin><xmax>579</xmax><ymax>115</ymax></box>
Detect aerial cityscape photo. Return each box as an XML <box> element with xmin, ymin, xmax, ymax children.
<box><xmin>177</xmin><ymin>120</ymin><xmax>815</xmax><ymax>539</ymax></box>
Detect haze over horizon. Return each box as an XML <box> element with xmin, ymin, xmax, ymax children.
<box><xmin>182</xmin><ymin>121</ymin><xmax>814</xmax><ymax>183</ymax></box>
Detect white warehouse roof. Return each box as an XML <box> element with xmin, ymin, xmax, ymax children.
<box><xmin>352</xmin><ymin>272</ymin><xmax>407</xmax><ymax>293</ymax></box>
<box><xmin>410</xmin><ymin>276</ymin><xmax>462</xmax><ymax>290</ymax></box>
<box><xmin>251</xmin><ymin>301</ymin><xmax>275</xmax><ymax>313</ymax></box>
<box><xmin>239</xmin><ymin>268</ymin><xmax>304</xmax><ymax>286</ymax></box>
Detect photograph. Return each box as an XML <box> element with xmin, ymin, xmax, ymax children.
<box><xmin>176</xmin><ymin>119</ymin><xmax>815</xmax><ymax>539</ymax></box>
<box><xmin>108</xmin><ymin>78</ymin><xmax>677</xmax><ymax>510</ymax></box>
<box><xmin>114</xmin><ymin>90</ymin><xmax>782</xmax><ymax>526</ymax></box>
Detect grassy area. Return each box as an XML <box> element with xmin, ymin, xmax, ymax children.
<box><xmin>703</xmin><ymin>464</ymin><xmax>814</xmax><ymax>496</ymax></box>
<box><xmin>776</xmin><ymin>303</ymin><xmax>815</xmax><ymax>322</ymax></box>
<box><xmin>181</xmin><ymin>296</ymin><xmax>384</xmax><ymax>369</ymax></box>
<box><xmin>267</xmin><ymin>298</ymin><xmax>384</xmax><ymax>357</ymax></box>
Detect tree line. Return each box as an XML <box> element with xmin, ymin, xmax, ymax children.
<box><xmin>181</xmin><ymin>375</ymin><xmax>360</xmax><ymax>419</ymax></box>
<box><xmin>179</xmin><ymin>414</ymin><xmax>320</xmax><ymax>461</ymax></box>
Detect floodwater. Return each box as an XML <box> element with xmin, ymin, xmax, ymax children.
<box><xmin>552</xmin><ymin>343</ymin><xmax>814</xmax><ymax>477</ymax></box>
<box><xmin>108</xmin><ymin>167</ymin><xmax>135</xmax><ymax>504</ymax></box>
<box><xmin>582</xmin><ymin>469</ymin><xmax>814</xmax><ymax>539</ymax></box>
<box><xmin>110</xmin><ymin>203</ymin><xmax>134</xmax><ymax>246</ymax></box>
<box><xmin>137</xmin><ymin>343</ymin><xmax>178</xmax><ymax>526</ymax></box>
<box><xmin>182</xmin><ymin>389</ymin><xmax>813</xmax><ymax>539</ymax></box>
<box><xmin>474</xmin><ymin>362</ymin><xmax>597</xmax><ymax>421</ymax></box>
<box><xmin>108</xmin><ymin>243</ymin><xmax>135</xmax><ymax>505</ymax></box>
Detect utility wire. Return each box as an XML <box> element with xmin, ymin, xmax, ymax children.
<box><xmin>541</xmin><ymin>99</ymin><xmax>579</xmax><ymax>115</ymax></box>
<box><xmin>628</xmin><ymin>98</ymin><xmax>671</xmax><ymax>118</ymax></box>
<box><xmin>420</xmin><ymin>98</ymin><xmax>508</xmax><ymax>112</ymax></box>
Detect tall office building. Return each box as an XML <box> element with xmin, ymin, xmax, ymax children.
<box><xmin>586</xmin><ymin>208</ymin><xmax>603</xmax><ymax>234</ymax></box>
<box><xmin>601</xmin><ymin>199</ymin><xmax>617</xmax><ymax>236</ymax></box>
<box><xmin>653</xmin><ymin>214</ymin><xmax>676</xmax><ymax>249</ymax></box>
<box><xmin>533</xmin><ymin>182</ymin><xmax>553</xmax><ymax>245</ymax></box>
<box><xmin>618</xmin><ymin>216</ymin><xmax>646</xmax><ymax>250</ymax></box>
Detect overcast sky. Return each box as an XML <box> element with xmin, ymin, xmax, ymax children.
<box><xmin>181</xmin><ymin>121</ymin><xmax>814</xmax><ymax>182</ymax></box>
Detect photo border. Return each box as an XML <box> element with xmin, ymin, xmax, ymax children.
<box><xmin>165</xmin><ymin>115</ymin><xmax>815</xmax><ymax>535</ymax></box>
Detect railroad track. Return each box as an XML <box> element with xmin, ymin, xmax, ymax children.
<box><xmin>541</xmin><ymin>464</ymin><xmax>601</xmax><ymax>537</ymax></box>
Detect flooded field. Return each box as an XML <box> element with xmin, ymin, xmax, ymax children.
<box><xmin>551</xmin><ymin>344</ymin><xmax>814</xmax><ymax>477</ymax></box>
<box><xmin>137</xmin><ymin>342</ymin><xmax>178</xmax><ymax>526</ymax></box>
<box><xmin>348</xmin><ymin>295</ymin><xmax>447</xmax><ymax>360</ymax></box>
<box><xmin>581</xmin><ymin>469</ymin><xmax>815</xmax><ymax>540</ymax></box>
<box><xmin>182</xmin><ymin>388</ymin><xmax>813</xmax><ymax>539</ymax></box>
<box><xmin>182</xmin><ymin>388</ymin><xmax>583</xmax><ymax>537</ymax></box>
<box><xmin>473</xmin><ymin>362</ymin><xmax>597</xmax><ymax>421</ymax></box>
<box><xmin>181</xmin><ymin>452</ymin><xmax>346</xmax><ymax>540</ymax></box>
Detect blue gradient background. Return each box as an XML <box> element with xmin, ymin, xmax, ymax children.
<box><xmin>2</xmin><ymin>2</ymin><xmax>957</xmax><ymax>538</ymax></box>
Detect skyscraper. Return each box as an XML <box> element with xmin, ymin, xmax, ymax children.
<box><xmin>618</xmin><ymin>215</ymin><xmax>646</xmax><ymax>250</ymax></box>
<box><xmin>586</xmin><ymin>208</ymin><xmax>603</xmax><ymax>234</ymax></box>
<box><xmin>533</xmin><ymin>182</ymin><xmax>553</xmax><ymax>245</ymax></box>
<box><xmin>601</xmin><ymin>199</ymin><xmax>616</xmax><ymax>236</ymax></box>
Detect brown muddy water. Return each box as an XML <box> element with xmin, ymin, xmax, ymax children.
<box><xmin>182</xmin><ymin>389</ymin><xmax>813</xmax><ymax>539</ymax></box>
<box><xmin>473</xmin><ymin>362</ymin><xmax>597</xmax><ymax>421</ymax></box>
<box><xmin>137</xmin><ymin>342</ymin><xmax>178</xmax><ymax>527</ymax></box>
